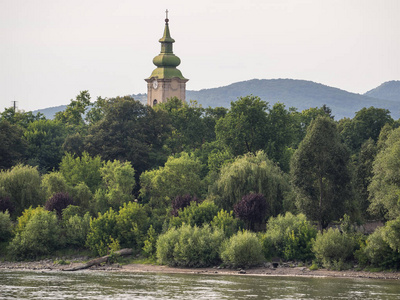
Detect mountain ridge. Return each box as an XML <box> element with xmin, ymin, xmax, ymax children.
<box><xmin>32</xmin><ymin>79</ymin><xmax>400</xmax><ymax>120</ymax></box>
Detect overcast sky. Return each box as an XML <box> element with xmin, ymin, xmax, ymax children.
<box><xmin>1</xmin><ymin>0</ymin><xmax>399</xmax><ymax>111</ymax></box>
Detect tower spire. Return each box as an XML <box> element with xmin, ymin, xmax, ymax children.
<box><xmin>145</xmin><ymin>11</ymin><xmax>188</xmax><ymax>106</ymax></box>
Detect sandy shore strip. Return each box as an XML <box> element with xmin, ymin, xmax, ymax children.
<box><xmin>1</xmin><ymin>260</ymin><xmax>400</xmax><ymax>280</ymax></box>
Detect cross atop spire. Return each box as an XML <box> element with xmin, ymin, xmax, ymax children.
<box><xmin>165</xmin><ymin>9</ymin><xmax>169</xmax><ymax>24</ymax></box>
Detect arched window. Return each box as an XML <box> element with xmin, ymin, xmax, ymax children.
<box><xmin>153</xmin><ymin>99</ymin><xmax>158</xmax><ymax>106</ymax></box>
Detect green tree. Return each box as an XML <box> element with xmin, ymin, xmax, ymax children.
<box><xmin>8</xmin><ymin>208</ymin><xmax>62</xmax><ymax>259</ymax></box>
<box><xmin>155</xmin><ymin>98</ymin><xmax>208</xmax><ymax>153</ymax></box>
<box><xmin>215</xmin><ymin>95</ymin><xmax>269</xmax><ymax>156</ymax></box>
<box><xmin>140</xmin><ymin>152</ymin><xmax>204</xmax><ymax>208</ymax></box>
<box><xmin>99</xmin><ymin>160</ymin><xmax>136</xmax><ymax>209</ymax></box>
<box><xmin>353</xmin><ymin>139</ymin><xmax>378</xmax><ymax>220</ymax></box>
<box><xmin>0</xmin><ymin>164</ymin><xmax>43</xmax><ymax>217</ymax></box>
<box><xmin>24</xmin><ymin>119</ymin><xmax>67</xmax><ymax>172</ymax></box>
<box><xmin>368</xmin><ymin>127</ymin><xmax>400</xmax><ymax>220</ymax></box>
<box><xmin>0</xmin><ymin>120</ymin><xmax>27</xmax><ymax>170</ymax></box>
<box><xmin>339</xmin><ymin>107</ymin><xmax>393</xmax><ymax>153</ymax></box>
<box><xmin>211</xmin><ymin>151</ymin><xmax>292</xmax><ymax>215</ymax></box>
<box><xmin>291</xmin><ymin>116</ymin><xmax>352</xmax><ymax>229</ymax></box>
<box><xmin>85</xmin><ymin>96</ymin><xmax>171</xmax><ymax>175</ymax></box>
<box><xmin>55</xmin><ymin>90</ymin><xmax>91</xmax><ymax>129</ymax></box>
<box><xmin>41</xmin><ymin>172</ymin><xmax>69</xmax><ymax>200</ymax></box>
<box><xmin>0</xmin><ymin>107</ymin><xmax>45</xmax><ymax>128</ymax></box>
<box><xmin>59</xmin><ymin>152</ymin><xmax>102</xmax><ymax>193</ymax></box>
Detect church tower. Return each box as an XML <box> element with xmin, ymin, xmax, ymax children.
<box><xmin>145</xmin><ymin>11</ymin><xmax>188</xmax><ymax>107</ymax></box>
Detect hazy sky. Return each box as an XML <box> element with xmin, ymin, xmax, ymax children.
<box><xmin>1</xmin><ymin>0</ymin><xmax>399</xmax><ymax>111</ymax></box>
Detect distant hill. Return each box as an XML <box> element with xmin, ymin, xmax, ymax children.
<box><xmin>32</xmin><ymin>105</ymin><xmax>67</xmax><ymax>119</ymax></box>
<box><xmin>184</xmin><ymin>79</ymin><xmax>400</xmax><ymax>119</ymax></box>
<box><xmin>364</xmin><ymin>80</ymin><xmax>400</xmax><ymax>102</ymax></box>
<box><xmin>33</xmin><ymin>79</ymin><xmax>400</xmax><ymax>120</ymax></box>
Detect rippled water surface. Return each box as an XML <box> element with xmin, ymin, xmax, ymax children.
<box><xmin>1</xmin><ymin>270</ymin><xmax>400</xmax><ymax>299</ymax></box>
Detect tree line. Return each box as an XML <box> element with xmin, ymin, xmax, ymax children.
<box><xmin>0</xmin><ymin>91</ymin><xmax>400</xmax><ymax>269</ymax></box>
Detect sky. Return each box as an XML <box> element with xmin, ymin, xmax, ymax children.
<box><xmin>1</xmin><ymin>0</ymin><xmax>399</xmax><ymax>111</ymax></box>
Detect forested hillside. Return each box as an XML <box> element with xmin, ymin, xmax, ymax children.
<box><xmin>2</xmin><ymin>91</ymin><xmax>400</xmax><ymax>270</ymax></box>
<box><xmin>364</xmin><ymin>80</ymin><xmax>400</xmax><ymax>102</ymax></box>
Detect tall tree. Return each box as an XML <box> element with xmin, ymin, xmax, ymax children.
<box><xmin>215</xmin><ymin>95</ymin><xmax>269</xmax><ymax>156</ymax></box>
<box><xmin>339</xmin><ymin>107</ymin><xmax>393</xmax><ymax>153</ymax></box>
<box><xmin>24</xmin><ymin>119</ymin><xmax>67</xmax><ymax>172</ymax></box>
<box><xmin>0</xmin><ymin>120</ymin><xmax>27</xmax><ymax>170</ymax></box>
<box><xmin>368</xmin><ymin>127</ymin><xmax>400</xmax><ymax>220</ymax></box>
<box><xmin>291</xmin><ymin>116</ymin><xmax>352</xmax><ymax>229</ymax></box>
<box><xmin>85</xmin><ymin>96</ymin><xmax>171</xmax><ymax>175</ymax></box>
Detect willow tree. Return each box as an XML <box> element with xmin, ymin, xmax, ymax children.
<box><xmin>139</xmin><ymin>152</ymin><xmax>204</xmax><ymax>208</ymax></box>
<box><xmin>210</xmin><ymin>151</ymin><xmax>292</xmax><ymax>216</ymax></box>
<box><xmin>291</xmin><ymin>116</ymin><xmax>352</xmax><ymax>229</ymax></box>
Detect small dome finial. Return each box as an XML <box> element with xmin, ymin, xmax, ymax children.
<box><xmin>165</xmin><ymin>9</ymin><xmax>169</xmax><ymax>24</ymax></box>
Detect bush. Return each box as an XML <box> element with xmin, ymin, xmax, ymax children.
<box><xmin>70</xmin><ymin>182</ymin><xmax>93</xmax><ymax>213</ymax></box>
<box><xmin>211</xmin><ymin>209</ymin><xmax>243</xmax><ymax>237</ymax></box>
<box><xmin>171</xmin><ymin>194</ymin><xmax>200</xmax><ymax>217</ymax></box>
<box><xmin>261</xmin><ymin>212</ymin><xmax>317</xmax><ymax>261</ymax></box>
<box><xmin>86</xmin><ymin>208</ymin><xmax>119</xmax><ymax>256</ymax></box>
<box><xmin>8</xmin><ymin>208</ymin><xmax>62</xmax><ymax>259</ymax></box>
<box><xmin>64</xmin><ymin>212</ymin><xmax>91</xmax><ymax>248</ymax></box>
<box><xmin>361</xmin><ymin>226</ymin><xmax>400</xmax><ymax>269</ymax></box>
<box><xmin>45</xmin><ymin>192</ymin><xmax>74</xmax><ymax>218</ymax></box>
<box><xmin>14</xmin><ymin>206</ymin><xmax>47</xmax><ymax>234</ymax></box>
<box><xmin>116</xmin><ymin>201</ymin><xmax>149</xmax><ymax>249</ymax></box>
<box><xmin>41</xmin><ymin>172</ymin><xmax>69</xmax><ymax>200</ymax></box>
<box><xmin>143</xmin><ymin>225</ymin><xmax>158</xmax><ymax>258</ymax></box>
<box><xmin>0</xmin><ymin>211</ymin><xmax>13</xmax><ymax>242</ymax></box>
<box><xmin>234</xmin><ymin>193</ymin><xmax>268</xmax><ymax>231</ymax></box>
<box><xmin>312</xmin><ymin>228</ymin><xmax>356</xmax><ymax>269</ymax></box>
<box><xmin>170</xmin><ymin>200</ymin><xmax>219</xmax><ymax>228</ymax></box>
<box><xmin>0</xmin><ymin>164</ymin><xmax>43</xmax><ymax>217</ymax></box>
<box><xmin>86</xmin><ymin>202</ymin><xmax>149</xmax><ymax>256</ymax></box>
<box><xmin>156</xmin><ymin>224</ymin><xmax>225</xmax><ymax>267</ymax></box>
<box><xmin>220</xmin><ymin>230</ymin><xmax>264</xmax><ymax>268</ymax></box>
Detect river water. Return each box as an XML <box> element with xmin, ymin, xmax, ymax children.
<box><xmin>1</xmin><ymin>270</ymin><xmax>400</xmax><ymax>299</ymax></box>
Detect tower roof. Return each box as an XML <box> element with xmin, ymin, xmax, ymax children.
<box><xmin>147</xmin><ymin>11</ymin><xmax>187</xmax><ymax>80</ymax></box>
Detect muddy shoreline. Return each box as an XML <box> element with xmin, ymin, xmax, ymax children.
<box><xmin>1</xmin><ymin>260</ymin><xmax>399</xmax><ymax>280</ymax></box>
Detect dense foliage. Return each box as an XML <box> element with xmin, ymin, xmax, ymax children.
<box><xmin>1</xmin><ymin>92</ymin><xmax>399</xmax><ymax>270</ymax></box>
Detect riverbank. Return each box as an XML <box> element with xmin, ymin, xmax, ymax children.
<box><xmin>1</xmin><ymin>260</ymin><xmax>399</xmax><ymax>280</ymax></box>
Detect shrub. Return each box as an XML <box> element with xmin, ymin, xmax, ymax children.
<box><xmin>41</xmin><ymin>172</ymin><xmax>69</xmax><ymax>200</ymax></box>
<box><xmin>361</xmin><ymin>226</ymin><xmax>400</xmax><ymax>269</ymax></box>
<box><xmin>261</xmin><ymin>212</ymin><xmax>317</xmax><ymax>261</ymax></box>
<box><xmin>156</xmin><ymin>224</ymin><xmax>225</xmax><ymax>267</ymax></box>
<box><xmin>312</xmin><ymin>228</ymin><xmax>356</xmax><ymax>269</ymax></box>
<box><xmin>64</xmin><ymin>212</ymin><xmax>91</xmax><ymax>248</ymax></box>
<box><xmin>170</xmin><ymin>200</ymin><xmax>219</xmax><ymax>228</ymax></box>
<box><xmin>86</xmin><ymin>202</ymin><xmax>149</xmax><ymax>256</ymax></box>
<box><xmin>234</xmin><ymin>193</ymin><xmax>268</xmax><ymax>231</ymax></box>
<box><xmin>116</xmin><ymin>201</ymin><xmax>149</xmax><ymax>249</ymax></box>
<box><xmin>211</xmin><ymin>209</ymin><xmax>243</xmax><ymax>237</ymax></box>
<box><xmin>171</xmin><ymin>194</ymin><xmax>200</xmax><ymax>217</ymax></box>
<box><xmin>14</xmin><ymin>206</ymin><xmax>47</xmax><ymax>234</ymax></box>
<box><xmin>70</xmin><ymin>182</ymin><xmax>93</xmax><ymax>212</ymax></box>
<box><xmin>0</xmin><ymin>195</ymin><xmax>15</xmax><ymax>215</ymax></box>
<box><xmin>45</xmin><ymin>192</ymin><xmax>74</xmax><ymax>218</ymax></box>
<box><xmin>156</xmin><ymin>227</ymin><xmax>180</xmax><ymax>265</ymax></box>
<box><xmin>86</xmin><ymin>208</ymin><xmax>118</xmax><ymax>256</ymax></box>
<box><xmin>220</xmin><ymin>230</ymin><xmax>264</xmax><ymax>268</ymax></box>
<box><xmin>0</xmin><ymin>211</ymin><xmax>13</xmax><ymax>242</ymax></box>
<box><xmin>143</xmin><ymin>225</ymin><xmax>158</xmax><ymax>258</ymax></box>
<box><xmin>0</xmin><ymin>164</ymin><xmax>43</xmax><ymax>216</ymax></box>
<box><xmin>8</xmin><ymin>208</ymin><xmax>62</xmax><ymax>259</ymax></box>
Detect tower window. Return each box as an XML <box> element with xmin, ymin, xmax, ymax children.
<box><xmin>153</xmin><ymin>99</ymin><xmax>158</xmax><ymax>106</ymax></box>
